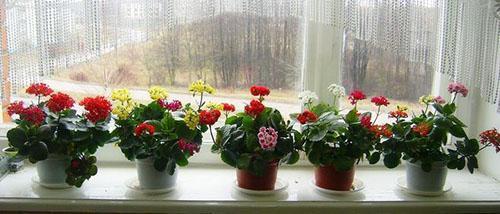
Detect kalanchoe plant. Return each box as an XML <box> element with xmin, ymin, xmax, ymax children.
<box><xmin>293</xmin><ymin>88</ymin><xmax>391</xmax><ymax>171</ymax></box>
<box><xmin>211</xmin><ymin>86</ymin><xmax>300</xmax><ymax>176</ymax></box>
<box><xmin>112</xmin><ymin>81</ymin><xmax>220</xmax><ymax>175</ymax></box>
<box><xmin>379</xmin><ymin>82</ymin><xmax>497</xmax><ymax>173</ymax></box>
<box><xmin>6</xmin><ymin>83</ymin><xmax>113</xmax><ymax>187</ymax></box>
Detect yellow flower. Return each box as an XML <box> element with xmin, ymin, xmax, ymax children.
<box><xmin>112</xmin><ymin>102</ymin><xmax>136</xmax><ymax>120</ymax></box>
<box><xmin>111</xmin><ymin>88</ymin><xmax>132</xmax><ymax>103</ymax></box>
<box><xmin>396</xmin><ymin>104</ymin><xmax>409</xmax><ymax>112</ymax></box>
<box><xmin>148</xmin><ymin>86</ymin><xmax>169</xmax><ymax>100</ymax></box>
<box><xmin>419</xmin><ymin>95</ymin><xmax>434</xmax><ymax>105</ymax></box>
<box><xmin>189</xmin><ymin>80</ymin><xmax>216</xmax><ymax>95</ymax></box>
<box><xmin>206</xmin><ymin>102</ymin><xmax>223</xmax><ymax>110</ymax></box>
<box><xmin>184</xmin><ymin>110</ymin><xmax>199</xmax><ymax>130</ymax></box>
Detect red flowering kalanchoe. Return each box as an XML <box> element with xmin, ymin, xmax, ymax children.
<box><xmin>479</xmin><ymin>128</ymin><xmax>500</xmax><ymax>153</ymax></box>
<box><xmin>70</xmin><ymin>159</ymin><xmax>81</xmax><ymax>169</ymax></box>
<box><xmin>79</xmin><ymin>96</ymin><xmax>112</xmax><ymax>123</ymax></box>
<box><xmin>448</xmin><ymin>82</ymin><xmax>468</xmax><ymax>97</ymax></box>
<box><xmin>371</xmin><ymin>96</ymin><xmax>390</xmax><ymax>106</ymax></box>
<box><xmin>46</xmin><ymin>92</ymin><xmax>75</xmax><ymax>113</ymax></box>
<box><xmin>412</xmin><ymin>122</ymin><xmax>431</xmax><ymax>137</ymax></box>
<box><xmin>360</xmin><ymin>114</ymin><xmax>372</xmax><ymax>128</ymax></box>
<box><xmin>26</xmin><ymin>83</ymin><xmax>53</xmax><ymax>97</ymax></box>
<box><xmin>178</xmin><ymin>138</ymin><xmax>200</xmax><ymax>155</ymax></box>
<box><xmin>20</xmin><ymin>106</ymin><xmax>46</xmax><ymax>125</ymax></box>
<box><xmin>297</xmin><ymin>110</ymin><xmax>318</xmax><ymax>124</ymax></box>
<box><xmin>244</xmin><ymin>99</ymin><xmax>265</xmax><ymax>117</ymax></box>
<box><xmin>199</xmin><ymin>109</ymin><xmax>221</xmax><ymax>126</ymax></box>
<box><xmin>7</xmin><ymin>101</ymin><xmax>25</xmax><ymax>116</ymax></box>
<box><xmin>221</xmin><ymin>103</ymin><xmax>235</xmax><ymax>112</ymax></box>
<box><xmin>134</xmin><ymin>122</ymin><xmax>155</xmax><ymax>136</ymax></box>
<box><xmin>158</xmin><ymin>99</ymin><xmax>182</xmax><ymax>112</ymax></box>
<box><xmin>250</xmin><ymin>85</ymin><xmax>270</xmax><ymax>97</ymax></box>
<box><xmin>348</xmin><ymin>90</ymin><xmax>366</xmax><ymax>105</ymax></box>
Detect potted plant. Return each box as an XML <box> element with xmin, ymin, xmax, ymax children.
<box><xmin>378</xmin><ymin>82</ymin><xmax>500</xmax><ymax>193</ymax></box>
<box><xmin>293</xmin><ymin>85</ymin><xmax>391</xmax><ymax>191</ymax></box>
<box><xmin>6</xmin><ymin>83</ymin><xmax>113</xmax><ymax>187</ymax></box>
<box><xmin>211</xmin><ymin>85</ymin><xmax>300</xmax><ymax>191</ymax></box>
<box><xmin>112</xmin><ymin>81</ymin><xmax>220</xmax><ymax>191</ymax></box>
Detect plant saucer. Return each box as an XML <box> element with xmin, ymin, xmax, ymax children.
<box><xmin>233</xmin><ymin>178</ymin><xmax>288</xmax><ymax>196</ymax></box>
<box><xmin>125</xmin><ymin>178</ymin><xmax>176</xmax><ymax>195</ymax></box>
<box><xmin>311</xmin><ymin>178</ymin><xmax>365</xmax><ymax>195</ymax></box>
<box><xmin>32</xmin><ymin>176</ymin><xmax>72</xmax><ymax>189</ymax></box>
<box><xmin>396</xmin><ymin>176</ymin><xmax>452</xmax><ymax>197</ymax></box>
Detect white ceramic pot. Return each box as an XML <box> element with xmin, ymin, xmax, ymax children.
<box><xmin>136</xmin><ymin>157</ymin><xmax>177</xmax><ymax>190</ymax></box>
<box><xmin>36</xmin><ymin>154</ymin><xmax>70</xmax><ymax>186</ymax></box>
<box><xmin>406</xmin><ymin>160</ymin><xmax>448</xmax><ymax>192</ymax></box>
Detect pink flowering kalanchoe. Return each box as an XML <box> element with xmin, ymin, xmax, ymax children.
<box><xmin>257</xmin><ymin>127</ymin><xmax>278</xmax><ymax>151</ymax></box>
<box><xmin>448</xmin><ymin>82</ymin><xmax>468</xmax><ymax>97</ymax></box>
<box><xmin>178</xmin><ymin>138</ymin><xmax>200</xmax><ymax>155</ymax></box>
<box><xmin>433</xmin><ymin>95</ymin><xmax>446</xmax><ymax>104</ymax></box>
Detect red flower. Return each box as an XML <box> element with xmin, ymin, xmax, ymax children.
<box><xmin>370</xmin><ymin>124</ymin><xmax>392</xmax><ymax>138</ymax></box>
<box><xmin>199</xmin><ymin>109</ymin><xmax>221</xmax><ymax>125</ymax></box>
<box><xmin>221</xmin><ymin>103</ymin><xmax>235</xmax><ymax>112</ymax></box>
<box><xmin>26</xmin><ymin>83</ymin><xmax>53</xmax><ymax>97</ymax></box>
<box><xmin>480</xmin><ymin>128</ymin><xmax>500</xmax><ymax>153</ymax></box>
<box><xmin>348</xmin><ymin>90</ymin><xmax>366</xmax><ymax>105</ymax></box>
<box><xmin>134</xmin><ymin>122</ymin><xmax>155</xmax><ymax>136</ymax></box>
<box><xmin>71</xmin><ymin>159</ymin><xmax>81</xmax><ymax>169</ymax></box>
<box><xmin>412</xmin><ymin>122</ymin><xmax>432</xmax><ymax>137</ymax></box>
<box><xmin>244</xmin><ymin>99</ymin><xmax>265</xmax><ymax>117</ymax></box>
<box><xmin>371</xmin><ymin>96</ymin><xmax>390</xmax><ymax>106</ymax></box>
<box><xmin>7</xmin><ymin>101</ymin><xmax>25</xmax><ymax>116</ymax></box>
<box><xmin>297</xmin><ymin>110</ymin><xmax>318</xmax><ymax>124</ymax></box>
<box><xmin>20</xmin><ymin>106</ymin><xmax>46</xmax><ymax>125</ymax></box>
<box><xmin>178</xmin><ymin>138</ymin><xmax>200</xmax><ymax>156</ymax></box>
<box><xmin>360</xmin><ymin>114</ymin><xmax>372</xmax><ymax>128</ymax></box>
<box><xmin>47</xmin><ymin>92</ymin><xmax>74</xmax><ymax>113</ymax></box>
<box><xmin>79</xmin><ymin>96</ymin><xmax>112</xmax><ymax>123</ymax></box>
<box><xmin>389</xmin><ymin>110</ymin><xmax>408</xmax><ymax>119</ymax></box>
<box><xmin>250</xmin><ymin>85</ymin><xmax>270</xmax><ymax>97</ymax></box>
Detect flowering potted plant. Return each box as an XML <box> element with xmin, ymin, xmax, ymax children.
<box><xmin>6</xmin><ymin>83</ymin><xmax>113</xmax><ymax>187</ymax></box>
<box><xmin>293</xmin><ymin>85</ymin><xmax>391</xmax><ymax>191</ymax></box>
<box><xmin>211</xmin><ymin>85</ymin><xmax>300</xmax><ymax>191</ymax></box>
<box><xmin>378</xmin><ymin>82</ymin><xmax>500</xmax><ymax>193</ymax></box>
<box><xmin>112</xmin><ymin>81</ymin><xmax>220</xmax><ymax>191</ymax></box>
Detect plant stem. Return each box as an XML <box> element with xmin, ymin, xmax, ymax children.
<box><xmin>198</xmin><ymin>92</ymin><xmax>204</xmax><ymax>111</ymax></box>
<box><xmin>372</xmin><ymin>106</ymin><xmax>381</xmax><ymax>124</ymax></box>
<box><xmin>208</xmin><ymin>125</ymin><xmax>216</xmax><ymax>144</ymax></box>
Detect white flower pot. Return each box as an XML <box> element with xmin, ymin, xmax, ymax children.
<box><xmin>36</xmin><ymin>154</ymin><xmax>70</xmax><ymax>187</ymax></box>
<box><xmin>406</xmin><ymin>160</ymin><xmax>448</xmax><ymax>192</ymax></box>
<box><xmin>136</xmin><ymin>157</ymin><xmax>177</xmax><ymax>190</ymax></box>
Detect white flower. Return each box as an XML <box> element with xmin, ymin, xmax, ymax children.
<box><xmin>298</xmin><ymin>90</ymin><xmax>318</xmax><ymax>105</ymax></box>
<box><xmin>327</xmin><ymin>84</ymin><xmax>346</xmax><ymax>97</ymax></box>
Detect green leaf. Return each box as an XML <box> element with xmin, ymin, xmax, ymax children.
<box><xmin>166</xmin><ymin>158</ymin><xmax>176</xmax><ymax>175</ymax></box>
<box><xmin>464</xmin><ymin>138</ymin><xmax>480</xmax><ymax>155</ymax></box>
<box><xmin>457</xmin><ymin>157</ymin><xmax>466</xmax><ymax>170</ymax></box>
<box><xmin>449</xmin><ymin>125</ymin><xmax>466</xmax><ymax>138</ymax></box>
<box><xmin>383</xmin><ymin>153</ymin><xmax>401</xmax><ymax>168</ymax></box>
<box><xmin>29</xmin><ymin>141</ymin><xmax>48</xmax><ymax>161</ymax></box>
<box><xmin>242</xmin><ymin>116</ymin><xmax>254</xmax><ymax>131</ymax></box>
<box><xmin>7</xmin><ymin>128</ymin><xmax>27</xmax><ymax>148</ymax></box>
<box><xmin>154</xmin><ymin>158</ymin><xmax>168</xmax><ymax>171</ymax></box>
<box><xmin>421</xmin><ymin>162</ymin><xmax>432</xmax><ymax>172</ymax></box>
<box><xmin>368</xmin><ymin>152</ymin><xmax>380</xmax><ymax>164</ymax></box>
<box><xmin>221</xmin><ymin>150</ymin><xmax>237</xmax><ymax>167</ymax></box>
<box><xmin>286</xmin><ymin>150</ymin><xmax>300</xmax><ymax>165</ymax></box>
<box><xmin>88</xmin><ymin>165</ymin><xmax>98</xmax><ymax>176</ymax></box>
<box><xmin>432</xmin><ymin>103</ymin><xmax>444</xmax><ymax>114</ymax></box>
<box><xmin>466</xmin><ymin>156</ymin><xmax>478</xmax><ymax>174</ymax></box>
<box><xmin>333</xmin><ymin>157</ymin><xmax>355</xmax><ymax>171</ymax></box>
<box><xmin>345</xmin><ymin>109</ymin><xmax>359</xmax><ymax>124</ymax></box>
<box><xmin>443</xmin><ymin>103</ymin><xmax>456</xmax><ymax>115</ymax></box>
<box><xmin>237</xmin><ymin>154</ymin><xmax>251</xmax><ymax>169</ymax></box>
<box><xmin>448</xmin><ymin>115</ymin><xmax>467</xmax><ymax>127</ymax></box>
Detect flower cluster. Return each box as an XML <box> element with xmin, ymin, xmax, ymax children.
<box><xmin>327</xmin><ymin>84</ymin><xmax>346</xmax><ymax>97</ymax></box>
<box><xmin>369</xmin><ymin>124</ymin><xmax>392</xmax><ymax>138</ymax></box>
<box><xmin>189</xmin><ymin>80</ymin><xmax>215</xmax><ymax>95</ymax></box>
<box><xmin>244</xmin><ymin>99</ymin><xmax>265</xmax><ymax>117</ymax></box>
<box><xmin>221</xmin><ymin>103</ymin><xmax>235</xmax><ymax>112</ymax></box>
<box><xmin>371</xmin><ymin>96</ymin><xmax>390</xmax><ymax>106</ymax></box>
<box><xmin>448</xmin><ymin>82</ymin><xmax>468</xmax><ymax>97</ymax></box>
<box><xmin>433</xmin><ymin>96</ymin><xmax>446</xmax><ymax>104</ymax></box>
<box><xmin>79</xmin><ymin>96</ymin><xmax>112</xmax><ymax>123</ymax></box>
<box><xmin>7</xmin><ymin>101</ymin><xmax>25</xmax><ymax>116</ymax></box>
<box><xmin>206</xmin><ymin>102</ymin><xmax>223</xmax><ymax>111</ymax></box>
<box><xmin>480</xmin><ymin>128</ymin><xmax>500</xmax><ymax>153</ymax></box>
<box><xmin>257</xmin><ymin>127</ymin><xmax>278</xmax><ymax>151</ymax></box>
<box><xmin>250</xmin><ymin>85</ymin><xmax>270</xmax><ymax>97</ymax></box>
<box><xmin>148</xmin><ymin>86</ymin><xmax>169</xmax><ymax>100</ymax></box>
<box><xmin>111</xmin><ymin>88</ymin><xmax>132</xmax><ymax>103</ymax></box>
<box><xmin>111</xmin><ymin>89</ymin><xmax>135</xmax><ymax>120</ymax></box>
<box><xmin>21</xmin><ymin>106</ymin><xmax>46</xmax><ymax>125</ymax></box>
<box><xmin>178</xmin><ymin>138</ymin><xmax>200</xmax><ymax>155</ymax></box>
<box><xmin>134</xmin><ymin>122</ymin><xmax>155</xmax><ymax>136</ymax></box>
<box><xmin>199</xmin><ymin>109</ymin><xmax>221</xmax><ymax>126</ymax></box>
<box><xmin>297</xmin><ymin>110</ymin><xmax>318</xmax><ymax>124</ymax></box>
<box><xmin>419</xmin><ymin>95</ymin><xmax>435</xmax><ymax>105</ymax></box>
<box><xmin>389</xmin><ymin>105</ymin><xmax>409</xmax><ymax>119</ymax></box>
<box><xmin>412</xmin><ymin>122</ymin><xmax>431</xmax><ymax>137</ymax></box>
<box><xmin>159</xmin><ymin>99</ymin><xmax>182</xmax><ymax>111</ymax></box>
<box><xmin>360</xmin><ymin>114</ymin><xmax>372</xmax><ymax>128</ymax></box>
<box><xmin>26</xmin><ymin>83</ymin><xmax>53</xmax><ymax>97</ymax></box>
<box><xmin>348</xmin><ymin>90</ymin><xmax>366</xmax><ymax>105</ymax></box>
<box><xmin>298</xmin><ymin>90</ymin><xmax>318</xmax><ymax>107</ymax></box>
<box><xmin>184</xmin><ymin>109</ymin><xmax>199</xmax><ymax>130</ymax></box>
<box><xmin>47</xmin><ymin>92</ymin><xmax>75</xmax><ymax>113</ymax></box>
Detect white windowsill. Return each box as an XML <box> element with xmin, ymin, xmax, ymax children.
<box><xmin>0</xmin><ymin>164</ymin><xmax>499</xmax><ymax>213</ymax></box>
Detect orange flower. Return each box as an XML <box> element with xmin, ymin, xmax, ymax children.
<box><xmin>412</xmin><ymin>122</ymin><xmax>432</xmax><ymax>137</ymax></box>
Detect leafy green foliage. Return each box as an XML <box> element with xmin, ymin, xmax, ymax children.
<box><xmin>212</xmin><ymin>107</ymin><xmax>299</xmax><ymax>176</ymax></box>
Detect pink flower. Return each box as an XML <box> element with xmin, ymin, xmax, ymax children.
<box><xmin>433</xmin><ymin>96</ymin><xmax>446</xmax><ymax>104</ymax></box>
<box><xmin>178</xmin><ymin>138</ymin><xmax>200</xmax><ymax>156</ymax></box>
<box><xmin>159</xmin><ymin>99</ymin><xmax>183</xmax><ymax>111</ymax></box>
<box><xmin>257</xmin><ymin>127</ymin><xmax>278</xmax><ymax>151</ymax></box>
<box><xmin>447</xmin><ymin>82</ymin><xmax>468</xmax><ymax>97</ymax></box>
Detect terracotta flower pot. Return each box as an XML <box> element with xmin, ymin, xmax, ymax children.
<box><xmin>236</xmin><ymin>161</ymin><xmax>278</xmax><ymax>190</ymax></box>
<box><xmin>314</xmin><ymin>165</ymin><xmax>355</xmax><ymax>191</ymax></box>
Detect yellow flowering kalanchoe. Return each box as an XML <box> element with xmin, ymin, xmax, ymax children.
<box><xmin>184</xmin><ymin>109</ymin><xmax>199</xmax><ymax>130</ymax></box>
<box><xmin>111</xmin><ymin>88</ymin><xmax>132</xmax><ymax>103</ymax></box>
<box><xmin>206</xmin><ymin>102</ymin><xmax>223</xmax><ymax>111</ymax></box>
<box><xmin>189</xmin><ymin>80</ymin><xmax>215</xmax><ymax>95</ymax></box>
<box><xmin>396</xmin><ymin>104</ymin><xmax>409</xmax><ymax>112</ymax></box>
<box><xmin>112</xmin><ymin>101</ymin><xmax>136</xmax><ymax>120</ymax></box>
<box><xmin>419</xmin><ymin>95</ymin><xmax>434</xmax><ymax>105</ymax></box>
<box><xmin>148</xmin><ymin>86</ymin><xmax>169</xmax><ymax>100</ymax></box>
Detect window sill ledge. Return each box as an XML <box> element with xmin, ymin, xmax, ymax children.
<box><xmin>0</xmin><ymin>165</ymin><xmax>499</xmax><ymax>213</ymax></box>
